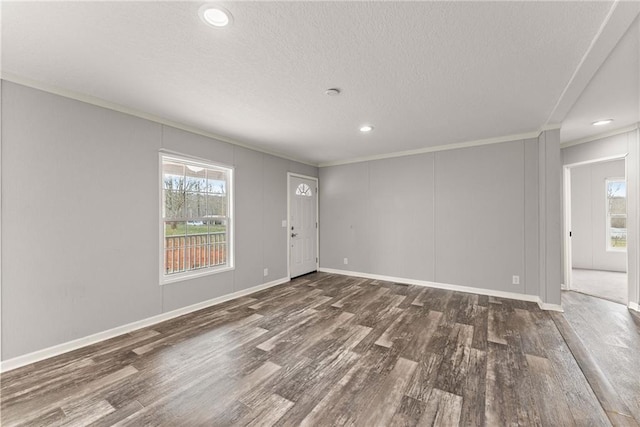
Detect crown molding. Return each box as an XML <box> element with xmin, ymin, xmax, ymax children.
<box><xmin>0</xmin><ymin>72</ymin><xmax>318</xmax><ymax>167</ymax></box>
<box><xmin>541</xmin><ymin>123</ymin><xmax>562</xmax><ymax>132</ymax></box>
<box><xmin>318</xmin><ymin>130</ymin><xmax>545</xmax><ymax>168</ymax></box>
<box><xmin>560</xmin><ymin>123</ymin><xmax>640</xmax><ymax>149</ymax></box>
<box><xmin>2</xmin><ymin>73</ymin><xmax>568</xmax><ymax>169</ymax></box>
<box><xmin>544</xmin><ymin>0</ymin><xmax>640</xmax><ymax>125</ymax></box>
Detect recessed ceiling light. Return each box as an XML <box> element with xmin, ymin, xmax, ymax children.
<box><xmin>360</xmin><ymin>125</ymin><xmax>374</xmax><ymax>132</ymax></box>
<box><xmin>592</xmin><ymin>119</ymin><xmax>613</xmax><ymax>126</ymax></box>
<box><xmin>325</xmin><ymin>88</ymin><xmax>341</xmax><ymax>96</ymax></box>
<box><xmin>199</xmin><ymin>5</ymin><xmax>232</xmax><ymax>28</ymax></box>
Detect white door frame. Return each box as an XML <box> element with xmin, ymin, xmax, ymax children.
<box><xmin>287</xmin><ymin>173</ymin><xmax>319</xmax><ymax>279</ymax></box>
<box><xmin>562</xmin><ymin>154</ymin><xmax>628</xmax><ymax>292</ymax></box>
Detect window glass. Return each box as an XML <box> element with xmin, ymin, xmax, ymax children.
<box><xmin>296</xmin><ymin>183</ymin><xmax>312</xmax><ymax>196</ymax></box>
<box><xmin>606</xmin><ymin>179</ymin><xmax>626</xmax><ymax>251</ymax></box>
<box><xmin>161</xmin><ymin>155</ymin><xmax>233</xmax><ymax>280</ymax></box>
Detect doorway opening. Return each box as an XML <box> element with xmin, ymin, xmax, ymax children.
<box><xmin>563</xmin><ymin>156</ymin><xmax>628</xmax><ymax>305</ymax></box>
<box><xmin>287</xmin><ymin>173</ymin><xmax>319</xmax><ymax>279</ymax></box>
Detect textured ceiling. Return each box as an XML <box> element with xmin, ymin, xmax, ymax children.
<box><xmin>1</xmin><ymin>1</ymin><xmax>635</xmax><ymax>165</ymax></box>
<box><xmin>561</xmin><ymin>16</ymin><xmax>640</xmax><ymax>144</ymax></box>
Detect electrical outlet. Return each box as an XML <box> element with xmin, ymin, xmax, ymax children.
<box><xmin>344</xmin><ymin>258</ymin><xmax>348</xmax><ymax>265</ymax></box>
<box><xmin>264</xmin><ymin>268</ymin><xmax>269</xmax><ymax>277</ymax></box>
<box><xmin>512</xmin><ymin>275</ymin><xmax>520</xmax><ymax>285</ymax></box>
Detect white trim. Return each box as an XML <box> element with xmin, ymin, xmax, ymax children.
<box><xmin>159</xmin><ymin>149</ymin><xmax>236</xmax><ymax>171</ymax></box>
<box><xmin>0</xmin><ymin>80</ymin><xmax>3</xmax><ymax>362</ymax></box>
<box><xmin>0</xmin><ymin>74</ymin><xmax>584</xmax><ymax>170</ymax></box>
<box><xmin>159</xmin><ymin>152</ymin><xmax>164</xmax><ymax>284</ymax></box>
<box><xmin>540</xmin><ymin>123</ymin><xmax>563</xmax><ymax>132</ymax></box>
<box><xmin>162</xmin><ymin>266</ymin><xmax>235</xmax><ymax>285</ymax></box>
<box><xmin>4</xmin><ymin>72</ymin><xmax>639</xmax><ymax>170</ymax></box>
<box><xmin>563</xmin><ymin>153</ymin><xmax>629</xmax><ymax>169</ymax></box>
<box><xmin>629</xmin><ymin>301</ymin><xmax>640</xmax><ymax>312</ymax></box>
<box><xmin>287</xmin><ymin>173</ymin><xmax>319</xmax><ymax>279</ymax></box>
<box><xmin>563</xmin><ymin>156</ymin><xmax>630</xmax><ymax>299</ymax></box>
<box><xmin>563</xmin><ymin>165</ymin><xmax>573</xmax><ymax>290</ymax></box>
<box><xmin>318</xmin><ymin>130</ymin><xmax>542</xmax><ymax>167</ymax></box>
<box><xmin>158</xmin><ymin>152</ymin><xmax>235</xmax><ymax>285</ymax></box>
<box><xmin>318</xmin><ymin>268</ymin><xmax>564</xmax><ymax>312</ymax></box>
<box><xmin>537</xmin><ymin>301</ymin><xmax>565</xmax><ymax>312</ymax></box>
<box><xmin>543</xmin><ymin>0</ymin><xmax>619</xmax><ymax>127</ymax></box>
<box><xmin>0</xmin><ymin>277</ymin><xmax>290</xmax><ymax>373</ymax></box>
<box><xmin>0</xmin><ymin>72</ymin><xmax>317</xmax><ymax>167</ymax></box>
<box><xmin>605</xmin><ymin>177</ymin><xmax>627</xmax><ymax>253</ymax></box>
<box><xmin>561</xmin><ymin>123</ymin><xmax>640</xmax><ymax>149</ymax></box>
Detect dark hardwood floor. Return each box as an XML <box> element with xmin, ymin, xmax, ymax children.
<box><xmin>0</xmin><ymin>273</ymin><xmax>626</xmax><ymax>426</ymax></box>
<box><xmin>557</xmin><ymin>291</ymin><xmax>640</xmax><ymax>426</ymax></box>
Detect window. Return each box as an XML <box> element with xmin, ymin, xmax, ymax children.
<box><xmin>161</xmin><ymin>154</ymin><xmax>233</xmax><ymax>282</ymax></box>
<box><xmin>295</xmin><ymin>183</ymin><xmax>312</xmax><ymax>197</ymax></box>
<box><xmin>606</xmin><ymin>178</ymin><xmax>626</xmax><ymax>251</ymax></box>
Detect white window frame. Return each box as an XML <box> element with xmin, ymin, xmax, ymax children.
<box><xmin>159</xmin><ymin>151</ymin><xmax>234</xmax><ymax>284</ymax></box>
<box><xmin>605</xmin><ymin>178</ymin><xmax>626</xmax><ymax>253</ymax></box>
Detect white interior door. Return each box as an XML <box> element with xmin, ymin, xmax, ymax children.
<box><xmin>289</xmin><ymin>175</ymin><xmax>318</xmax><ymax>278</ymax></box>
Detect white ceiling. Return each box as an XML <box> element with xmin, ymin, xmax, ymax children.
<box><xmin>2</xmin><ymin>1</ymin><xmax>638</xmax><ymax>165</ymax></box>
<box><xmin>561</xmin><ymin>16</ymin><xmax>640</xmax><ymax>144</ymax></box>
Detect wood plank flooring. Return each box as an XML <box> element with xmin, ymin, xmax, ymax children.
<box><xmin>558</xmin><ymin>291</ymin><xmax>640</xmax><ymax>426</ymax></box>
<box><xmin>570</xmin><ymin>269</ymin><xmax>628</xmax><ymax>306</ymax></box>
<box><xmin>0</xmin><ymin>273</ymin><xmax>616</xmax><ymax>426</ymax></box>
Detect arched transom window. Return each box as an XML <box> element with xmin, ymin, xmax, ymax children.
<box><xmin>296</xmin><ymin>183</ymin><xmax>312</xmax><ymax>197</ymax></box>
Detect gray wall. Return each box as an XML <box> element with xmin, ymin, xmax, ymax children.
<box><xmin>570</xmin><ymin>159</ymin><xmax>626</xmax><ymax>272</ymax></box>
<box><xmin>562</xmin><ymin>129</ymin><xmax>640</xmax><ymax>307</ymax></box>
<box><xmin>320</xmin><ymin>134</ymin><xmax>561</xmax><ymax>304</ymax></box>
<box><xmin>0</xmin><ymin>81</ymin><xmax>317</xmax><ymax>360</ymax></box>
<box><xmin>538</xmin><ymin>130</ymin><xmax>562</xmax><ymax>306</ymax></box>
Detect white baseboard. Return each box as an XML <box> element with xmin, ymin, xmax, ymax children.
<box><xmin>537</xmin><ymin>301</ymin><xmax>564</xmax><ymax>312</ymax></box>
<box><xmin>0</xmin><ymin>277</ymin><xmax>289</xmax><ymax>373</ymax></box>
<box><xmin>629</xmin><ymin>301</ymin><xmax>640</xmax><ymax>312</ymax></box>
<box><xmin>319</xmin><ymin>268</ymin><xmax>564</xmax><ymax>312</ymax></box>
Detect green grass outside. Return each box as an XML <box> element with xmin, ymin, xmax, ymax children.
<box><xmin>165</xmin><ymin>223</ymin><xmax>226</xmax><ymax>236</ymax></box>
<box><xmin>611</xmin><ymin>237</ymin><xmax>627</xmax><ymax>248</ymax></box>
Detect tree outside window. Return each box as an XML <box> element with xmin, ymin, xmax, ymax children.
<box><xmin>606</xmin><ymin>179</ymin><xmax>626</xmax><ymax>251</ymax></box>
<box><xmin>161</xmin><ymin>155</ymin><xmax>233</xmax><ymax>281</ymax></box>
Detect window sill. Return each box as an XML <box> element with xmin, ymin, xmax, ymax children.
<box><xmin>161</xmin><ymin>266</ymin><xmax>235</xmax><ymax>285</ymax></box>
<box><xmin>605</xmin><ymin>248</ymin><xmax>627</xmax><ymax>253</ymax></box>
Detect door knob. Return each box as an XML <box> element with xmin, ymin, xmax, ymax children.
<box><xmin>291</xmin><ymin>232</ymin><xmax>298</xmax><ymax>238</ymax></box>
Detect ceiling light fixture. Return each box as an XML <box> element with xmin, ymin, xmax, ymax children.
<box><xmin>360</xmin><ymin>125</ymin><xmax>374</xmax><ymax>133</ymax></box>
<box><xmin>592</xmin><ymin>119</ymin><xmax>613</xmax><ymax>126</ymax></box>
<box><xmin>325</xmin><ymin>88</ymin><xmax>341</xmax><ymax>96</ymax></box>
<box><xmin>199</xmin><ymin>5</ymin><xmax>232</xmax><ymax>28</ymax></box>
